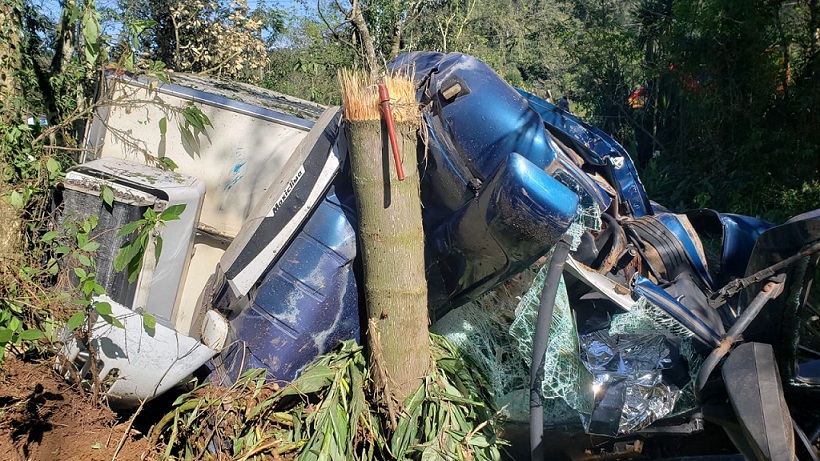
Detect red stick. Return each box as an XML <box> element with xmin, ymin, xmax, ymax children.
<box><xmin>378</xmin><ymin>84</ymin><xmax>405</xmax><ymax>181</ymax></box>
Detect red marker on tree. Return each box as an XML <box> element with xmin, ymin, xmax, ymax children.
<box><xmin>378</xmin><ymin>83</ymin><xmax>405</xmax><ymax>181</ymax></box>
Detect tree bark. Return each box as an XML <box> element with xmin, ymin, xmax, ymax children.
<box><xmin>0</xmin><ymin>0</ymin><xmax>23</xmax><ymax>106</ymax></box>
<box><xmin>341</xmin><ymin>73</ymin><xmax>430</xmax><ymax>410</ymax></box>
<box><xmin>50</xmin><ymin>4</ymin><xmax>76</xmax><ymax>76</ymax></box>
<box><xmin>0</xmin><ymin>0</ymin><xmax>24</xmax><ymax>260</ymax></box>
<box><xmin>348</xmin><ymin>0</ymin><xmax>379</xmax><ymax>80</ymax></box>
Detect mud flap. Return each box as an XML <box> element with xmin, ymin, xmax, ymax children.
<box><xmin>722</xmin><ymin>342</ymin><xmax>795</xmax><ymax>461</ymax></box>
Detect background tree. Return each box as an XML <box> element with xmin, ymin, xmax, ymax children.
<box><xmin>310</xmin><ymin>0</ymin><xmax>426</xmax><ymax>77</ymax></box>
<box><xmin>636</xmin><ymin>0</ymin><xmax>820</xmax><ymax>219</ymax></box>
<box><xmin>110</xmin><ymin>0</ymin><xmax>269</xmax><ymax>81</ymax></box>
<box><xmin>407</xmin><ymin>0</ymin><xmax>576</xmax><ymax>96</ymax></box>
<box><xmin>263</xmin><ymin>14</ymin><xmax>357</xmax><ymax>104</ymax></box>
<box><xmin>0</xmin><ymin>0</ymin><xmax>25</xmax><ymax>259</ymax></box>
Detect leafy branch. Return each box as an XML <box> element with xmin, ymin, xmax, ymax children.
<box><xmin>114</xmin><ymin>204</ymin><xmax>187</xmax><ymax>284</ymax></box>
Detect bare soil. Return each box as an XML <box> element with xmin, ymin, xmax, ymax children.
<box><xmin>0</xmin><ymin>354</ymin><xmax>153</xmax><ymax>461</ymax></box>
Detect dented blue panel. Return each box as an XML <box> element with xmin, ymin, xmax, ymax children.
<box><xmin>428</xmin><ymin>53</ymin><xmax>556</xmax><ymax>179</ymax></box>
<box><xmin>631</xmin><ymin>275</ymin><xmax>722</xmax><ymax>348</ymax></box>
<box><xmin>518</xmin><ymin>90</ymin><xmax>653</xmax><ymax>218</ymax></box>
<box><xmin>653</xmin><ymin>213</ymin><xmax>716</xmax><ymax>289</ymax></box>
<box><xmin>390</xmin><ymin>52</ymin><xmax>561</xmax><ymax>226</ymax></box>
<box><xmin>216</xmin><ymin>183</ymin><xmax>360</xmax><ymax>383</ymax></box>
<box><xmin>428</xmin><ymin>153</ymin><xmax>579</xmax><ymax>313</ymax></box>
<box><xmin>389</xmin><ymin>53</ymin><xmax>581</xmax><ymax>313</ymax></box>
<box><xmin>719</xmin><ymin>213</ymin><xmax>773</xmax><ymax>280</ymax></box>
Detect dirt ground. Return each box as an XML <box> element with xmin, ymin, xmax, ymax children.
<box><xmin>0</xmin><ymin>355</ymin><xmax>154</xmax><ymax>461</ymax></box>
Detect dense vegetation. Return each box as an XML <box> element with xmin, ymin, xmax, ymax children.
<box><xmin>263</xmin><ymin>0</ymin><xmax>820</xmax><ymax>221</ymax></box>
<box><xmin>3</xmin><ymin>0</ymin><xmax>819</xmax><ymax>223</ymax></box>
<box><xmin>0</xmin><ymin>0</ymin><xmax>817</xmax><ymax>458</ymax></box>
<box><xmin>1</xmin><ymin>0</ymin><xmax>817</xmax><ymax>368</ymax></box>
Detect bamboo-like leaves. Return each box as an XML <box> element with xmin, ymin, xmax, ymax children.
<box><xmin>150</xmin><ymin>337</ymin><xmax>505</xmax><ymax>460</ymax></box>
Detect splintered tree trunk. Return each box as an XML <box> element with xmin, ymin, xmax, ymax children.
<box><xmin>339</xmin><ymin>71</ymin><xmax>430</xmax><ymax>408</ymax></box>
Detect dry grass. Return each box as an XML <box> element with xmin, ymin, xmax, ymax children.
<box><xmin>338</xmin><ymin>69</ymin><xmax>418</xmax><ymax>123</ymax></box>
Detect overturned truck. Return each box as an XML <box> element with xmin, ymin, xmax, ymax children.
<box><xmin>58</xmin><ymin>54</ymin><xmax>820</xmax><ymax>461</ymax></box>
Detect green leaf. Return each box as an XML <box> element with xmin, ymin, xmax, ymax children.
<box><xmin>41</xmin><ymin>231</ymin><xmax>58</xmax><ymax>244</ymax></box>
<box><xmin>47</xmin><ymin>260</ymin><xmax>59</xmax><ymax>275</ymax></box>
<box><xmin>182</xmin><ymin>106</ymin><xmax>212</xmax><ymax>130</ymax></box>
<box><xmin>46</xmin><ymin>157</ymin><xmax>61</xmax><ymax>177</ymax></box>
<box><xmin>83</xmin><ymin>280</ymin><xmax>97</xmax><ymax>297</ymax></box>
<box><xmin>123</xmin><ymin>50</ymin><xmax>135</xmax><ymax>72</ymax></box>
<box><xmin>466</xmin><ymin>434</ymin><xmax>491</xmax><ymax>448</ymax></box>
<box><xmin>19</xmin><ymin>329</ymin><xmax>45</xmax><ymax>341</ymax></box>
<box><xmin>77</xmin><ymin>254</ymin><xmax>93</xmax><ymax>267</ymax></box>
<box><xmin>117</xmin><ymin>220</ymin><xmax>143</xmax><ymax>237</ymax></box>
<box><xmin>77</xmin><ymin>232</ymin><xmax>88</xmax><ymax>249</ymax></box>
<box><xmin>81</xmin><ymin>241</ymin><xmax>101</xmax><ymax>252</ymax></box>
<box><xmin>142</xmin><ymin>312</ymin><xmax>156</xmax><ymax>330</ymax></box>
<box><xmin>159</xmin><ymin>204</ymin><xmax>186</xmax><ymax>221</ymax></box>
<box><xmin>126</xmin><ymin>255</ymin><xmax>144</xmax><ymax>284</ymax></box>
<box><xmin>182</xmin><ymin>109</ymin><xmax>205</xmax><ymax>131</ymax></box>
<box><xmin>67</xmin><ymin>311</ymin><xmax>86</xmax><ymax>330</ymax></box>
<box><xmin>95</xmin><ymin>301</ymin><xmax>112</xmax><ymax>316</ymax></box>
<box><xmin>158</xmin><ymin>157</ymin><xmax>178</xmax><ymax>171</ymax></box>
<box><xmin>101</xmin><ymin>185</ymin><xmax>115</xmax><ymax>208</ymax></box>
<box><xmin>421</xmin><ymin>445</ymin><xmax>445</xmax><ymax>461</ymax></box>
<box><xmin>179</xmin><ymin>124</ymin><xmax>197</xmax><ymax>149</ymax></box>
<box><xmin>144</xmin><ymin>207</ymin><xmax>157</xmax><ymax>221</ymax></box>
<box><xmin>82</xmin><ymin>13</ymin><xmax>101</xmax><ymax>47</ymax></box>
<box><xmin>103</xmin><ymin>315</ymin><xmax>124</xmax><ymax>329</ymax></box>
<box><xmin>8</xmin><ymin>191</ymin><xmax>24</xmax><ymax>209</ymax></box>
<box><xmin>84</xmin><ymin>41</ymin><xmax>99</xmax><ymax>65</ymax></box>
<box><xmin>154</xmin><ymin>235</ymin><xmax>163</xmax><ymax>263</ymax></box>
<box><xmin>67</xmin><ymin>4</ymin><xmax>81</xmax><ymax>23</ymax></box>
<box><xmin>0</xmin><ymin>328</ymin><xmax>13</xmax><ymax>343</ymax></box>
<box><xmin>74</xmin><ymin>267</ymin><xmax>88</xmax><ymax>280</ymax></box>
<box><xmin>281</xmin><ymin>365</ymin><xmax>335</xmax><ymax>396</ymax></box>
<box><xmin>159</xmin><ymin>117</ymin><xmax>167</xmax><ymax>136</ymax></box>
<box><xmin>114</xmin><ymin>240</ymin><xmax>143</xmax><ymax>273</ymax></box>
<box><xmin>199</xmin><ymin>111</ymin><xmax>212</xmax><ymax>128</ymax></box>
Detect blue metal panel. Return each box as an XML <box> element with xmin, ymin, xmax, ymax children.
<box><xmin>631</xmin><ymin>275</ymin><xmax>722</xmax><ymax>348</ymax></box>
<box><xmin>390</xmin><ymin>52</ymin><xmax>561</xmax><ymax>227</ymax></box>
<box><xmin>391</xmin><ymin>52</ymin><xmax>650</xmax><ymax>218</ymax></box>
<box><xmin>428</xmin><ymin>153</ymin><xmax>579</xmax><ymax>314</ymax></box>
<box><xmin>431</xmin><ymin>54</ymin><xmax>556</xmax><ymax>178</ymax></box>
<box><xmin>217</xmin><ymin>183</ymin><xmax>360</xmax><ymax>383</ymax></box>
<box><xmin>719</xmin><ymin>213</ymin><xmax>773</xmax><ymax>280</ymax></box>
<box><xmin>518</xmin><ymin>89</ymin><xmax>653</xmax><ymax>218</ymax></box>
<box><xmin>389</xmin><ymin>53</ymin><xmax>586</xmax><ymax>313</ymax></box>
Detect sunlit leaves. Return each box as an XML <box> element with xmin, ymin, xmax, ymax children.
<box><xmin>114</xmin><ymin>204</ymin><xmax>186</xmax><ymax>283</ymax></box>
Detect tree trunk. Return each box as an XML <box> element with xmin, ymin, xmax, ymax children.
<box><xmin>348</xmin><ymin>0</ymin><xmax>379</xmax><ymax>80</ymax></box>
<box><xmin>1</xmin><ymin>0</ymin><xmax>23</xmax><ymax>106</ymax></box>
<box><xmin>0</xmin><ymin>0</ymin><xmax>24</xmax><ymax>260</ymax></box>
<box><xmin>51</xmin><ymin>4</ymin><xmax>76</xmax><ymax>76</ymax></box>
<box><xmin>340</xmin><ymin>72</ymin><xmax>430</xmax><ymax>411</ymax></box>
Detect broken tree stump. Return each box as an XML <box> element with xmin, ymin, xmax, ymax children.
<box><xmin>339</xmin><ymin>71</ymin><xmax>430</xmax><ymax>408</ymax></box>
